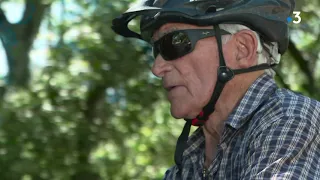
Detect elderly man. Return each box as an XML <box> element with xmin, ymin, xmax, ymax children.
<box><xmin>112</xmin><ymin>0</ymin><xmax>320</xmax><ymax>179</ymax></box>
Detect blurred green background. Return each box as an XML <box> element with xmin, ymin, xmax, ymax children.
<box><xmin>0</xmin><ymin>0</ymin><xmax>319</xmax><ymax>179</ymax></box>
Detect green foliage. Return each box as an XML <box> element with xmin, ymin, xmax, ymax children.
<box><xmin>0</xmin><ymin>0</ymin><xmax>319</xmax><ymax>179</ymax></box>
<box><xmin>0</xmin><ymin>0</ymin><xmax>181</xmax><ymax>179</ymax></box>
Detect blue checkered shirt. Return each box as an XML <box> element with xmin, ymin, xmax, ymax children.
<box><xmin>164</xmin><ymin>74</ymin><xmax>320</xmax><ymax>179</ymax></box>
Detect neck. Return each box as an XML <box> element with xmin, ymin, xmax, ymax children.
<box><xmin>202</xmin><ymin>71</ymin><xmax>264</xmax><ymax>168</ymax></box>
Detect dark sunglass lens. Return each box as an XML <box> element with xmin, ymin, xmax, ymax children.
<box><xmin>152</xmin><ymin>46</ymin><xmax>159</xmax><ymax>58</ymax></box>
<box><xmin>160</xmin><ymin>32</ymin><xmax>192</xmax><ymax>60</ymax></box>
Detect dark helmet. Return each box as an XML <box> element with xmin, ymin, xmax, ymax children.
<box><xmin>112</xmin><ymin>0</ymin><xmax>295</xmax><ymax>54</ymax></box>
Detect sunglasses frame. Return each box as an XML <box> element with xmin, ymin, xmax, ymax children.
<box><xmin>152</xmin><ymin>28</ymin><xmax>231</xmax><ymax>61</ymax></box>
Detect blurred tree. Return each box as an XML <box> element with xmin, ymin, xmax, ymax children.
<box><xmin>0</xmin><ymin>0</ymin><xmax>52</xmax><ymax>87</ymax></box>
<box><xmin>0</xmin><ymin>0</ymin><xmax>318</xmax><ymax>179</ymax></box>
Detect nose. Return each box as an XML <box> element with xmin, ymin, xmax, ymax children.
<box><xmin>151</xmin><ymin>55</ymin><xmax>172</xmax><ymax>78</ymax></box>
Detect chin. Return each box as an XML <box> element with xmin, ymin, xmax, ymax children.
<box><xmin>170</xmin><ymin>104</ymin><xmax>196</xmax><ymax>119</ymax></box>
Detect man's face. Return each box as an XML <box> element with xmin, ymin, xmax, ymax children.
<box><xmin>151</xmin><ymin>23</ymin><xmax>236</xmax><ymax>119</ymax></box>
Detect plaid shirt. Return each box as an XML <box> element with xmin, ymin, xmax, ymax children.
<box><xmin>164</xmin><ymin>74</ymin><xmax>320</xmax><ymax>180</ymax></box>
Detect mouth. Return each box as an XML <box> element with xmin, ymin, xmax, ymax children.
<box><xmin>166</xmin><ymin>86</ymin><xmax>179</xmax><ymax>91</ymax></box>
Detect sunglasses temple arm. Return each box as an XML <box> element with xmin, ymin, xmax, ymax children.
<box><xmin>198</xmin><ymin>30</ymin><xmax>231</xmax><ymax>40</ymax></box>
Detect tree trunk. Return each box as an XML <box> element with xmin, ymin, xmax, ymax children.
<box><xmin>0</xmin><ymin>0</ymin><xmax>50</xmax><ymax>87</ymax></box>
<box><xmin>70</xmin><ymin>84</ymin><xmax>107</xmax><ymax>180</ymax></box>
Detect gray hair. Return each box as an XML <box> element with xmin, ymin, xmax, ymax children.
<box><xmin>219</xmin><ymin>24</ymin><xmax>281</xmax><ymax>77</ymax></box>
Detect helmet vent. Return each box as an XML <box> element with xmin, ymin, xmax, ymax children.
<box><xmin>206</xmin><ymin>6</ymin><xmax>217</xmax><ymax>13</ymax></box>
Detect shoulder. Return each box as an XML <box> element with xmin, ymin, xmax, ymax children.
<box><xmin>246</xmin><ymin>88</ymin><xmax>320</xmax><ymax>147</ymax></box>
<box><xmin>273</xmin><ymin>88</ymin><xmax>320</xmax><ymax>128</ymax></box>
<box><xmin>255</xmin><ymin>88</ymin><xmax>320</xmax><ymax>129</ymax></box>
<box><xmin>241</xmin><ymin>89</ymin><xmax>320</xmax><ymax>178</ymax></box>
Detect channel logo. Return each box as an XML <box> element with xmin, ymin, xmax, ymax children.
<box><xmin>287</xmin><ymin>11</ymin><xmax>301</xmax><ymax>24</ymax></box>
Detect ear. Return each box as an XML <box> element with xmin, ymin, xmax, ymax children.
<box><xmin>234</xmin><ymin>30</ymin><xmax>258</xmax><ymax>68</ymax></box>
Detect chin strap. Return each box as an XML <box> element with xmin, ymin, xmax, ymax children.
<box><xmin>174</xmin><ymin>24</ymin><xmax>276</xmax><ymax>171</ymax></box>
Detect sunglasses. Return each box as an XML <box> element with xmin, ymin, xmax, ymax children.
<box><xmin>152</xmin><ymin>29</ymin><xmax>231</xmax><ymax>61</ymax></box>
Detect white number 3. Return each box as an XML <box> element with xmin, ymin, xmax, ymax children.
<box><xmin>293</xmin><ymin>11</ymin><xmax>301</xmax><ymax>24</ymax></box>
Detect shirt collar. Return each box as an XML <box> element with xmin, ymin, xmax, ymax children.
<box><xmin>225</xmin><ymin>73</ymin><xmax>278</xmax><ymax>129</ymax></box>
